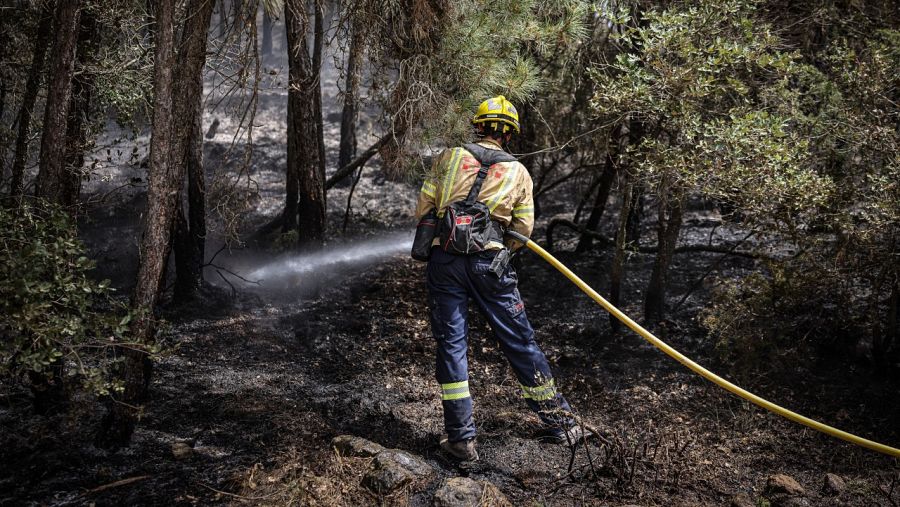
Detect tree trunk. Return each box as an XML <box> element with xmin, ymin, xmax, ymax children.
<box><xmin>644</xmin><ymin>195</ymin><xmax>684</xmax><ymax>323</ymax></box>
<box><xmin>8</xmin><ymin>3</ymin><xmax>53</xmax><ymax>205</ymax></box>
<box><xmin>284</xmin><ymin>0</ymin><xmax>325</xmax><ymax>246</ymax></box>
<box><xmin>261</xmin><ymin>8</ymin><xmax>273</xmax><ymax>56</ymax></box>
<box><xmin>172</xmin><ymin>0</ymin><xmax>215</xmax><ymax>302</ymax></box>
<box><xmin>576</xmin><ymin>146</ymin><xmax>618</xmax><ymax>252</ymax></box>
<box><xmin>312</xmin><ymin>0</ymin><xmax>326</xmax><ymax>185</ymax></box>
<box><xmin>218</xmin><ymin>0</ymin><xmax>227</xmax><ymax>39</ymax></box>
<box><xmin>60</xmin><ymin>9</ymin><xmax>101</xmax><ymax>213</ymax></box>
<box><xmin>626</xmin><ymin>185</ymin><xmax>644</xmax><ymax>245</ymax></box>
<box><xmin>98</xmin><ymin>0</ymin><xmax>178</xmax><ymax>449</ymax></box>
<box><xmin>609</xmin><ymin>176</ymin><xmax>634</xmax><ymax>334</ymax></box>
<box><xmin>338</xmin><ymin>14</ymin><xmax>363</xmax><ymax>174</ymax></box>
<box><xmin>34</xmin><ymin>0</ymin><xmax>82</xmax><ymax>209</ymax></box>
<box><xmin>232</xmin><ymin>0</ymin><xmax>243</xmax><ymax>39</ymax></box>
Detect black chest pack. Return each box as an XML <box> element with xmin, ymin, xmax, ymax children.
<box><xmin>411</xmin><ymin>143</ymin><xmax>517</xmax><ymax>261</ymax></box>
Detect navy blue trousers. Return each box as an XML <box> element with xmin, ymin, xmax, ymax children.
<box><xmin>427</xmin><ymin>247</ymin><xmax>573</xmax><ymax>442</ymax></box>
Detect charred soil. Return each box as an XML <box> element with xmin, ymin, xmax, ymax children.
<box><xmin>1</xmin><ymin>205</ymin><xmax>899</xmax><ymax>505</ymax></box>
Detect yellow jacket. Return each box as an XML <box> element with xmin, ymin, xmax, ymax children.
<box><xmin>415</xmin><ymin>139</ymin><xmax>534</xmax><ymax>250</ymax></box>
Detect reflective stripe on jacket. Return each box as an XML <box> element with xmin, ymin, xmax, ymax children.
<box><xmin>415</xmin><ymin>139</ymin><xmax>534</xmax><ymax>250</ymax></box>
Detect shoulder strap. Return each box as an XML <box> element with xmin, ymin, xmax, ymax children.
<box><xmin>461</xmin><ymin>143</ymin><xmax>517</xmax><ymax>205</ymax></box>
<box><xmin>464</xmin><ymin>162</ymin><xmax>491</xmax><ymax>205</ymax></box>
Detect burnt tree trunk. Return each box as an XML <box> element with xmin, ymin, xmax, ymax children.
<box><xmin>172</xmin><ymin>0</ymin><xmax>215</xmax><ymax>302</ymax></box>
<box><xmin>576</xmin><ymin>135</ymin><xmax>619</xmax><ymax>252</ymax></box>
<box><xmin>98</xmin><ymin>0</ymin><xmax>178</xmax><ymax>449</ymax></box>
<box><xmin>338</xmin><ymin>13</ymin><xmax>363</xmax><ymax>173</ymax></box>
<box><xmin>218</xmin><ymin>0</ymin><xmax>227</xmax><ymax>39</ymax></box>
<box><xmin>9</xmin><ymin>4</ymin><xmax>53</xmax><ymax>204</ymax></box>
<box><xmin>261</xmin><ymin>8</ymin><xmax>273</xmax><ymax>56</ymax></box>
<box><xmin>61</xmin><ymin>9</ymin><xmax>100</xmax><ymax>213</ymax></box>
<box><xmin>232</xmin><ymin>0</ymin><xmax>243</xmax><ymax>40</ymax></box>
<box><xmin>35</xmin><ymin>0</ymin><xmax>82</xmax><ymax>209</ymax></box>
<box><xmin>626</xmin><ymin>185</ymin><xmax>644</xmax><ymax>245</ymax></box>
<box><xmin>609</xmin><ymin>175</ymin><xmax>634</xmax><ymax>334</ymax></box>
<box><xmin>644</xmin><ymin>194</ymin><xmax>684</xmax><ymax>323</ymax></box>
<box><xmin>312</xmin><ymin>0</ymin><xmax>326</xmax><ymax>185</ymax></box>
<box><xmin>284</xmin><ymin>0</ymin><xmax>325</xmax><ymax>246</ymax></box>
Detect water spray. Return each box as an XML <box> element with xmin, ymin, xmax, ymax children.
<box><xmin>232</xmin><ymin>231</ymin><xmax>413</xmax><ymax>290</ymax></box>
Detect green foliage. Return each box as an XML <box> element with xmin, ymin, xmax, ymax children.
<box><xmin>360</xmin><ymin>0</ymin><xmax>592</xmax><ymax>158</ymax></box>
<box><xmin>592</xmin><ymin>0</ymin><xmax>899</xmax><ymax>362</ymax></box>
<box><xmin>0</xmin><ymin>202</ymin><xmax>135</xmax><ymax>395</ymax></box>
<box><xmin>702</xmin><ymin>26</ymin><xmax>900</xmax><ymax>362</ymax></box>
<box><xmin>89</xmin><ymin>1</ymin><xmax>154</xmax><ymax>129</ymax></box>
<box><xmin>591</xmin><ymin>0</ymin><xmax>833</xmax><ymax>228</ymax></box>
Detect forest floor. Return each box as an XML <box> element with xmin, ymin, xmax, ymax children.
<box><xmin>2</xmin><ymin>165</ymin><xmax>899</xmax><ymax>505</ymax></box>
<box><xmin>2</xmin><ymin>25</ymin><xmax>899</xmax><ymax>506</ymax></box>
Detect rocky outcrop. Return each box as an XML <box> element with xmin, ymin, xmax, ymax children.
<box><xmin>433</xmin><ymin>477</ymin><xmax>511</xmax><ymax>507</ymax></box>
<box><xmin>822</xmin><ymin>473</ymin><xmax>846</xmax><ymax>495</ymax></box>
<box><xmin>363</xmin><ymin>449</ymin><xmax>435</xmax><ymax>494</ymax></box>
<box><xmin>767</xmin><ymin>474</ymin><xmax>805</xmax><ymax>496</ymax></box>
<box><xmin>331</xmin><ymin>434</ymin><xmax>386</xmax><ymax>457</ymax></box>
<box><xmin>332</xmin><ymin>435</ymin><xmax>435</xmax><ymax>495</ymax></box>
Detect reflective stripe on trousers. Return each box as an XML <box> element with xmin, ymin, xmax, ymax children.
<box><xmin>426</xmin><ymin>247</ymin><xmax>574</xmax><ymax>442</ymax></box>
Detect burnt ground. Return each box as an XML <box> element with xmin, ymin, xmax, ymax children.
<box><xmin>2</xmin><ymin>19</ymin><xmax>899</xmax><ymax>507</ymax></box>
<box><xmin>1</xmin><ymin>202</ymin><xmax>899</xmax><ymax>506</ymax></box>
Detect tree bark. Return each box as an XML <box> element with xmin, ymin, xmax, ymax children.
<box><xmin>172</xmin><ymin>0</ymin><xmax>215</xmax><ymax>302</ymax></box>
<box><xmin>60</xmin><ymin>8</ymin><xmax>101</xmax><ymax>213</ymax></box>
<box><xmin>231</xmin><ymin>0</ymin><xmax>243</xmax><ymax>41</ymax></box>
<box><xmin>218</xmin><ymin>0</ymin><xmax>227</xmax><ymax>39</ymax></box>
<box><xmin>609</xmin><ymin>175</ymin><xmax>634</xmax><ymax>334</ymax></box>
<box><xmin>312</xmin><ymin>0</ymin><xmax>326</xmax><ymax>185</ymax></box>
<box><xmin>9</xmin><ymin>4</ymin><xmax>53</xmax><ymax>204</ymax></box>
<box><xmin>35</xmin><ymin>0</ymin><xmax>82</xmax><ymax>209</ymax></box>
<box><xmin>338</xmin><ymin>13</ymin><xmax>363</xmax><ymax>174</ymax></box>
<box><xmin>284</xmin><ymin>0</ymin><xmax>325</xmax><ymax>246</ymax></box>
<box><xmin>261</xmin><ymin>8</ymin><xmax>273</xmax><ymax>56</ymax></box>
<box><xmin>576</xmin><ymin>148</ymin><xmax>617</xmax><ymax>252</ymax></box>
<box><xmin>98</xmin><ymin>0</ymin><xmax>177</xmax><ymax>449</ymax></box>
<box><xmin>644</xmin><ymin>194</ymin><xmax>684</xmax><ymax>323</ymax></box>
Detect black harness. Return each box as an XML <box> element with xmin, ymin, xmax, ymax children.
<box><xmin>436</xmin><ymin>143</ymin><xmax>517</xmax><ymax>255</ymax></box>
<box><xmin>410</xmin><ymin>143</ymin><xmax>517</xmax><ymax>261</ymax></box>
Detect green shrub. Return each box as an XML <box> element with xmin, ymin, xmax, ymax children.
<box><xmin>0</xmin><ymin>201</ymin><xmax>133</xmax><ymax>396</ymax></box>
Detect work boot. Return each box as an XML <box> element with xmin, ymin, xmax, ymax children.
<box><xmin>440</xmin><ymin>437</ymin><xmax>479</xmax><ymax>461</ymax></box>
<box><xmin>537</xmin><ymin>424</ymin><xmax>591</xmax><ymax>445</ymax></box>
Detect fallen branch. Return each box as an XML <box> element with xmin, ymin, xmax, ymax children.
<box><xmin>671</xmin><ymin>230</ymin><xmax>756</xmax><ymax>312</ymax></box>
<box><xmin>325</xmin><ymin>135</ymin><xmax>390</xmax><ymax>190</ymax></box>
<box><xmin>199</xmin><ymin>483</ymin><xmax>276</xmax><ymax>502</ymax></box>
<box><xmin>546</xmin><ymin>218</ymin><xmax>612</xmax><ymax>251</ymax></box>
<box><xmin>85</xmin><ymin>475</ymin><xmax>151</xmax><ymax>494</ymax></box>
<box><xmin>545</xmin><ymin>217</ymin><xmax>760</xmax><ymax>259</ymax></box>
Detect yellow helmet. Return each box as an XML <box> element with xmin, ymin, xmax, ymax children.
<box><xmin>472</xmin><ymin>95</ymin><xmax>520</xmax><ymax>134</ymax></box>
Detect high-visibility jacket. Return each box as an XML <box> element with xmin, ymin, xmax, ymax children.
<box><xmin>415</xmin><ymin>139</ymin><xmax>534</xmax><ymax>250</ymax></box>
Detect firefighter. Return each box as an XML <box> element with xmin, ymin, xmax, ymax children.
<box><xmin>415</xmin><ymin>96</ymin><xmax>586</xmax><ymax>461</ymax></box>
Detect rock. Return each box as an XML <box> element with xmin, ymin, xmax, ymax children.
<box><xmin>171</xmin><ymin>441</ymin><xmax>193</xmax><ymax>460</ymax></box>
<box><xmin>363</xmin><ymin>449</ymin><xmax>433</xmax><ymax>494</ymax></box>
<box><xmin>331</xmin><ymin>435</ymin><xmax>386</xmax><ymax>458</ymax></box>
<box><xmin>730</xmin><ymin>492</ymin><xmax>754</xmax><ymax>507</ymax></box>
<box><xmin>433</xmin><ymin>477</ymin><xmax>511</xmax><ymax>507</ymax></box>
<box><xmin>767</xmin><ymin>474</ymin><xmax>805</xmax><ymax>496</ymax></box>
<box><xmin>823</xmin><ymin>473</ymin><xmax>846</xmax><ymax>495</ymax></box>
<box><xmin>781</xmin><ymin>497</ymin><xmax>811</xmax><ymax>507</ymax></box>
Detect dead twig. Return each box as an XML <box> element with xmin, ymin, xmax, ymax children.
<box><xmin>199</xmin><ymin>483</ymin><xmax>277</xmax><ymax>502</ymax></box>
<box><xmin>84</xmin><ymin>475</ymin><xmax>151</xmax><ymax>494</ymax></box>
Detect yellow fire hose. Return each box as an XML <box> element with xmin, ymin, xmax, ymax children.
<box><xmin>506</xmin><ymin>231</ymin><xmax>900</xmax><ymax>458</ymax></box>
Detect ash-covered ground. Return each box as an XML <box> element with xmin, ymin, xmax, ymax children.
<box><xmin>1</xmin><ymin>12</ymin><xmax>898</xmax><ymax>507</ymax></box>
